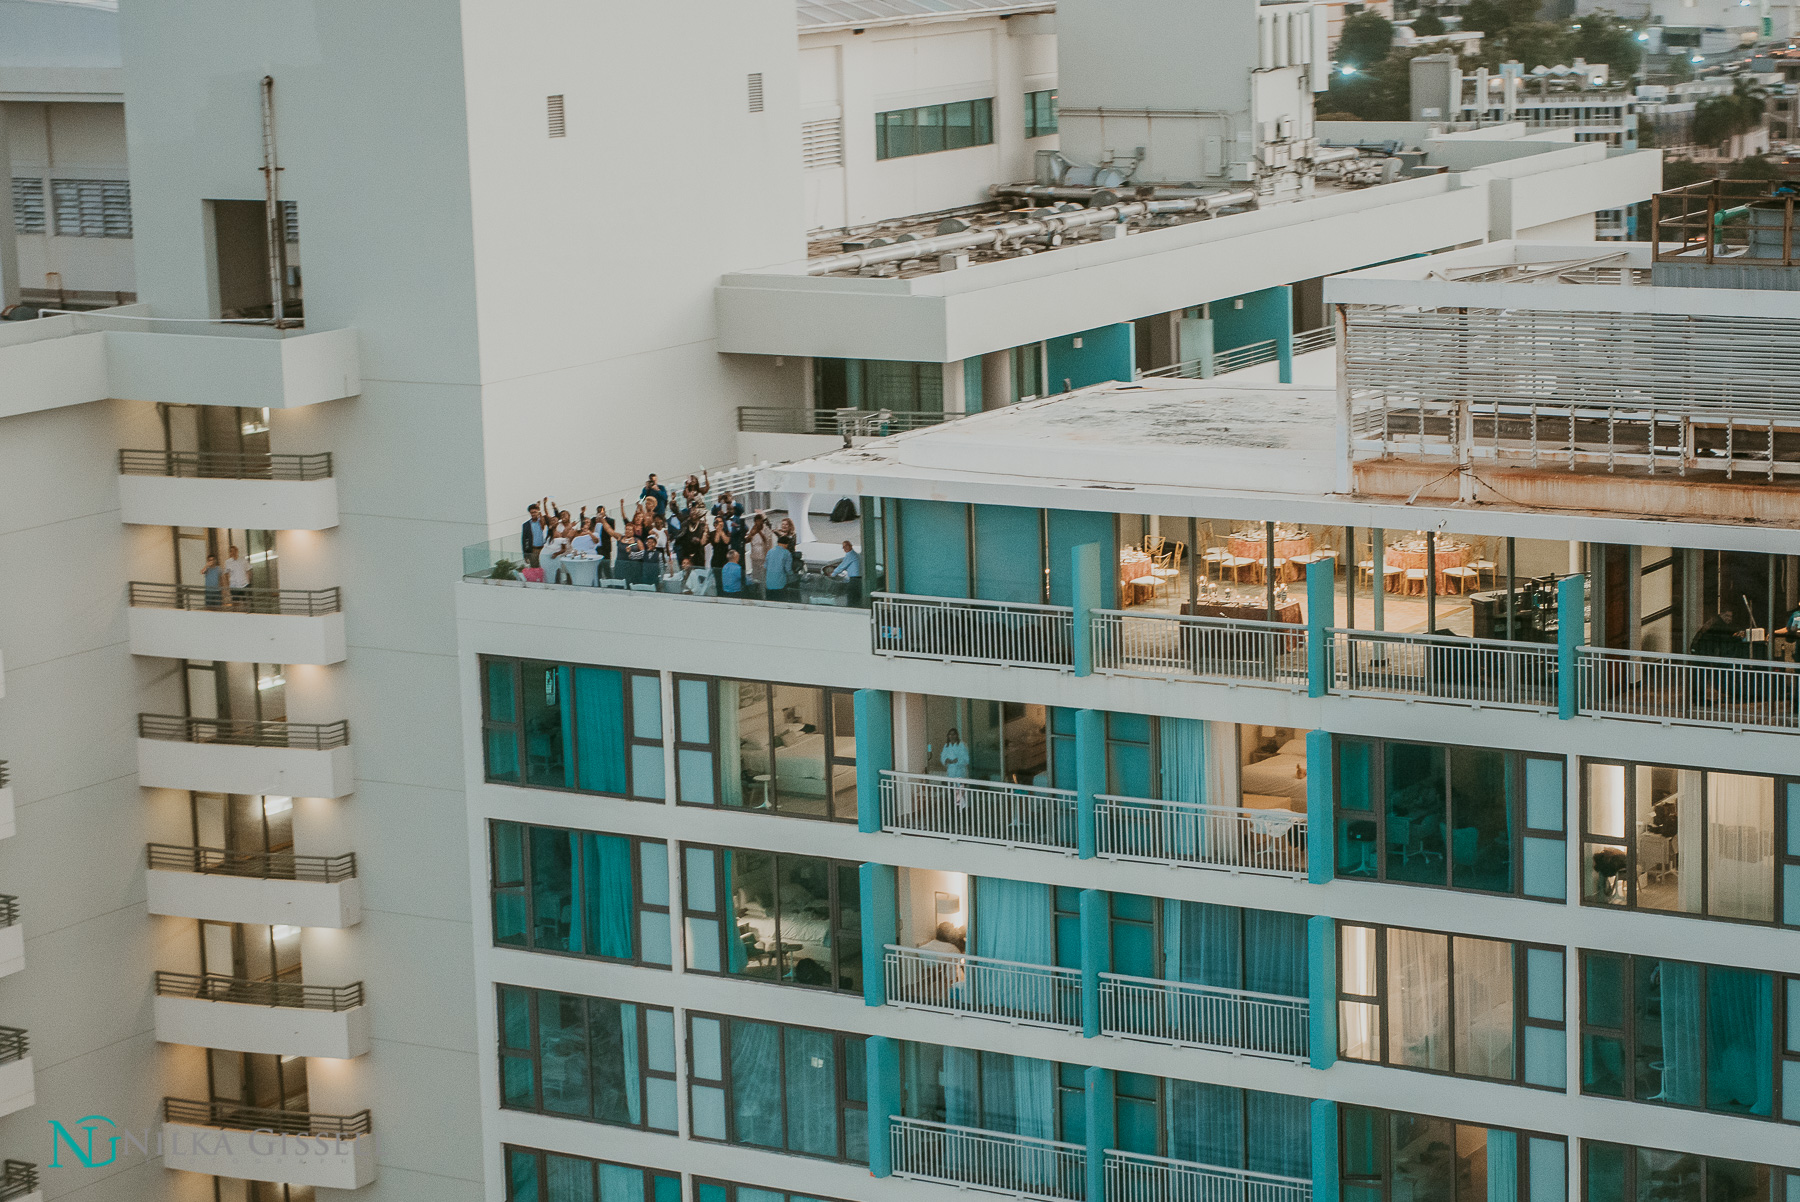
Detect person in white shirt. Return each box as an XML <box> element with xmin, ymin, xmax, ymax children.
<box><xmin>223</xmin><ymin>545</ymin><xmax>251</xmax><ymax>607</ymax></box>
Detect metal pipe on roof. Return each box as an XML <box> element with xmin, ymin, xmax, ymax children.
<box><xmin>805</xmin><ymin>189</ymin><xmax>1255</xmax><ymax>276</ymax></box>
<box><xmin>1313</xmin><ymin>146</ymin><xmax>1362</xmax><ymax>165</ymax></box>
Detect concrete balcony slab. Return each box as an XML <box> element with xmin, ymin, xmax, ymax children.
<box><xmin>145</xmin><ymin>870</ymin><xmax>361</xmax><ymax>928</ymax></box>
<box><xmin>118</xmin><ymin>473</ymin><xmax>338</xmax><ymax>530</ymax></box>
<box><xmin>154</xmin><ymin>996</ymin><xmax>370</xmax><ymax>1060</ymax></box>
<box><xmin>0</xmin><ymin>1057</ymin><xmax>34</xmax><ymax>1119</ymax></box>
<box><xmin>128</xmin><ymin>606</ymin><xmax>346</xmax><ymax>666</ymax></box>
<box><xmin>136</xmin><ymin>739</ymin><xmax>354</xmax><ymax>800</ymax></box>
<box><xmin>161</xmin><ymin>1123</ymin><xmax>374</xmax><ymax>1190</ymax></box>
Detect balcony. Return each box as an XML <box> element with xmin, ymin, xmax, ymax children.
<box><xmin>1329</xmin><ymin>629</ymin><xmax>1558</xmax><ymax>713</ymax></box>
<box><xmin>890</xmin><ymin>1117</ymin><xmax>1085</xmax><ymax>1202</ymax></box>
<box><xmin>160</xmin><ymin>1098</ymin><xmax>374</xmax><ymax>1190</ymax></box>
<box><xmin>0</xmin><ymin>898</ymin><xmax>23</xmax><ymax>980</ymax></box>
<box><xmin>1577</xmin><ymin>647</ymin><xmax>1800</xmax><ymax>735</ymax></box>
<box><xmin>1093</xmin><ymin>795</ymin><xmax>1308</xmax><ymax>878</ymax></box>
<box><xmin>880</xmin><ymin>770</ymin><xmax>1077</xmax><ymax>853</ymax></box>
<box><xmin>0</xmin><ymin>1030</ymin><xmax>34</xmax><ymax>1120</ymax></box>
<box><xmin>153</xmin><ymin>971</ymin><xmax>369</xmax><ymax>1059</ymax></box>
<box><xmin>872</xmin><ymin>594</ymin><xmax>1073</xmax><ymax>670</ymax></box>
<box><xmin>1105</xmin><ymin>1149</ymin><xmax>1311</xmax><ymax>1202</ymax></box>
<box><xmin>1091</xmin><ymin>608</ymin><xmax>1308</xmax><ymax>690</ymax></box>
<box><xmin>883</xmin><ymin>945</ymin><xmax>1082</xmax><ymax>1030</ymax></box>
<box><xmin>0</xmin><ymin>310</ymin><xmax>359</xmax><ymax>422</ymax></box>
<box><xmin>0</xmin><ymin>1161</ymin><xmax>38</xmax><ymax>1202</ymax></box>
<box><xmin>1098</xmin><ymin>974</ymin><xmax>1309</xmax><ymax>1062</ymax></box>
<box><xmin>136</xmin><ymin>715</ymin><xmax>354</xmax><ymax>799</ymax></box>
<box><xmin>145</xmin><ymin>844</ymin><xmax>361</xmax><ymax>928</ymax></box>
<box><xmin>127</xmin><ymin>583</ymin><xmax>346</xmax><ymax>666</ymax></box>
<box><xmin>0</xmin><ymin>762</ymin><xmax>11</xmax><ymax>840</ymax></box>
<box><xmin>117</xmin><ymin>449</ymin><xmax>338</xmax><ymax>530</ymax></box>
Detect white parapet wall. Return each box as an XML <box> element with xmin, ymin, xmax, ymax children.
<box><xmin>0</xmin><ymin>1057</ymin><xmax>34</xmax><ymax>1119</ymax></box>
<box><xmin>136</xmin><ymin>741</ymin><xmax>356</xmax><ymax>800</ymax></box>
<box><xmin>161</xmin><ymin>1125</ymin><xmax>375</xmax><ymax>1190</ymax></box>
<box><xmin>153</xmin><ymin>997</ymin><xmax>371</xmax><ymax>1060</ymax></box>
<box><xmin>0</xmin><ymin>926</ymin><xmax>24</xmax><ymax>979</ymax></box>
<box><xmin>117</xmin><ymin>475</ymin><xmax>339</xmax><ymax>531</ymax></box>
<box><xmin>127</xmin><ymin>608</ymin><xmax>347</xmax><ymax>666</ymax></box>
<box><xmin>145</xmin><ymin>871</ymin><xmax>362</xmax><ymax>929</ymax></box>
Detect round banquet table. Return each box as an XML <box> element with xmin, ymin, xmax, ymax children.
<box><xmin>1382</xmin><ymin>541</ymin><xmax>1473</xmax><ymax>592</ymax></box>
<box><xmin>1227</xmin><ymin>533</ymin><xmax>1313</xmax><ymax>580</ymax></box>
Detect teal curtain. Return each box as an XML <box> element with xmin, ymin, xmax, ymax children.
<box><xmin>1168</xmin><ymin>1080</ymin><xmax>1243</xmax><ymax>1168</ymax></box>
<box><xmin>973</xmin><ymin>877</ymin><xmax>1054</xmax><ymax>965</ymax></box>
<box><xmin>508</xmin><ymin>1148</ymin><xmax>540</xmax><ymax>1202</ymax></box>
<box><xmin>1245</xmin><ymin>1090</ymin><xmax>1309</xmax><ymax>1179</ymax></box>
<box><xmin>1047</xmin><ymin>508</ymin><xmax>1116</xmax><ymax>607</ymax></box>
<box><xmin>898</xmin><ymin>499</ymin><xmax>970</xmax><ymax>598</ymax></box>
<box><xmin>557</xmin><ymin>666</ymin><xmax>575</xmax><ymax>787</ymax></box>
<box><xmin>1159</xmin><ymin>716</ymin><xmax>1208</xmax><ymax>857</ymax></box>
<box><xmin>973</xmin><ymin>505</ymin><xmax>1044</xmax><ymax>603</ymax></box>
<box><xmin>784</xmin><ymin>1027</ymin><xmax>840</xmax><ymax>1156</ymax></box>
<box><xmin>620</xmin><ymin>1003</ymin><xmax>642</xmax><ymax>1126</ymax></box>
<box><xmin>1654</xmin><ymin>960</ymin><xmax>1703</xmax><ymax>1106</ymax></box>
<box><xmin>1243</xmin><ymin>908</ymin><xmax>1308</xmax><ymax>998</ymax></box>
<box><xmin>546</xmin><ymin>1154</ymin><xmax>592</xmax><ymax>1201</ymax></box>
<box><xmin>1487</xmin><ymin>1129</ymin><xmax>1519</xmax><ymax>1202</ymax></box>
<box><xmin>1706</xmin><ymin>965</ymin><xmax>1774</xmax><ymax>1116</ymax></box>
<box><xmin>573</xmin><ymin>666</ymin><xmax>627</xmax><ymax>794</ymax></box>
<box><xmin>724</xmin><ymin>850</ymin><xmax>748</xmax><ymax>973</ymax></box>
<box><xmin>945</xmin><ymin>1045</ymin><xmax>979</xmax><ymax>1126</ymax></box>
<box><xmin>582</xmin><ymin>833</ymin><xmax>635</xmax><ymax>960</ymax></box>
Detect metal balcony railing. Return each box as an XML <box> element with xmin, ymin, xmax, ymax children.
<box><xmin>146</xmin><ymin>842</ymin><xmax>357</xmax><ymax>883</ymax></box>
<box><xmin>1137</xmin><ymin>328</ymin><xmax>1331</xmax><ymax>382</ymax></box>
<box><xmin>0</xmin><ymin>1029</ymin><xmax>27</xmax><ymax>1065</ymax></box>
<box><xmin>117</xmin><ymin>449</ymin><xmax>334</xmax><ymax>481</ymax></box>
<box><xmin>1291</xmin><ymin>325</ymin><xmax>1337</xmax><ymax>356</ymax></box>
<box><xmin>891</xmin><ymin>1116</ymin><xmax>1086</xmax><ymax>1201</ymax></box>
<box><xmin>161</xmin><ymin>1097</ymin><xmax>372</xmax><ymax>1137</ymax></box>
<box><xmin>884</xmin><ymin>945</ymin><xmax>1082</xmax><ymax>1029</ymax></box>
<box><xmin>1094</xmin><ymin>794</ymin><xmax>1307</xmax><ymax>877</ymax></box>
<box><xmin>1578</xmin><ymin>646</ymin><xmax>1800</xmax><ymax>734</ymax></box>
<box><xmin>1105</xmin><ymin>1149</ymin><xmax>1312</xmax><ymax>1202</ymax></box>
<box><xmin>1091</xmin><ymin>609</ymin><xmax>1308</xmax><ymax>689</ymax></box>
<box><xmin>879</xmin><ymin>770</ymin><xmax>1078</xmax><ymax>852</ymax></box>
<box><xmin>137</xmin><ymin>714</ymin><xmax>350</xmax><ymax>750</ymax></box>
<box><xmin>0</xmin><ymin>1160</ymin><xmax>37</xmax><ymax>1202</ymax></box>
<box><xmin>872</xmin><ymin>593</ymin><xmax>1073</xmax><ymax>669</ymax></box>
<box><xmin>736</xmin><ymin>406</ymin><xmax>952</xmax><ymax>435</ymax></box>
<box><xmin>0</xmin><ymin>761</ymin><xmax>8</xmax><ymax>789</ymax></box>
<box><xmin>1098</xmin><ymin>973</ymin><xmax>1309</xmax><ymax>1060</ymax></box>
<box><xmin>1329</xmin><ymin>629</ymin><xmax>1559</xmax><ymax>711</ymax></box>
<box><xmin>1653</xmin><ymin>179</ymin><xmax>1800</xmax><ymax>267</ymax></box>
<box><xmin>0</xmin><ymin>897</ymin><xmax>19</xmax><ymax>930</ymax></box>
<box><xmin>128</xmin><ymin>582</ymin><xmax>343</xmax><ymax>616</ymax></box>
<box><xmin>155</xmin><ymin>971</ymin><xmax>364</xmax><ymax>1012</ymax></box>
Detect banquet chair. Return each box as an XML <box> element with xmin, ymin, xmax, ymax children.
<box><xmin>1403</xmin><ymin>567</ymin><xmax>1429</xmax><ymax>596</ymax></box>
<box><xmin>1471</xmin><ymin>558</ymin><xmax>1498</xmax><ymax>588</ymax></box>
<box><xmin>1154</xmin><ymin>543</ymin><xmax>1184</xmax><ymax>582</ymax></box>
<box><xmin>1442</xmin><ymin>565</ymin><xmax>1479</xmax><ymax>595</ymax></box>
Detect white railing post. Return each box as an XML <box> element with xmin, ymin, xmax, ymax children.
<box><xmin>891</xmin><ymin>1116</ymin><xmax>1087</xmax><ymax>1201</ymax></box>
<box><xmin>1097</xmin><ymin>972</ymin><xmax>1310</xmax><ymax>1060</ymax></box>
<box><xmin>884</xmin><ymin>945</ymin><xmax>1082</xmax><ymax>1028</ymax></box>
<box><xmin>871</xmin><ymin>593</ymin><xmax>1074</xmax><ymax>670</ymax></box>
<box><xmin>1093</xmin><ymin>793</ymin><xmax>1307</xmax><ymax>877</ymax></box>
<box><xmin>879</xmin><ymin>770</ymin><xmax>1080</xmax><ymax>852</ymax></box>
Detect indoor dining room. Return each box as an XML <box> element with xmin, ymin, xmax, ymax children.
<box><xmin>1115</xmin><ymin>514</ymin><xmax>1577</xmax><ymax>641</ymax></box>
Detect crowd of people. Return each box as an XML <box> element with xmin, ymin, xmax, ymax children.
<box><xmin>516</xmin><ymin>471</ymin><xmax>861</xmax><ymax>601</ymax></box>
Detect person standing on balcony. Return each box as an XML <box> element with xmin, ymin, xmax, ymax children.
<box><xmin>765</xmin><ymin>536</ymin><xmax>795</xmax><ymax>601</ymax></box>
<box><xmin>640</xmin><ymin>474</ymin><xmax>669</xmax><ymax>518</ymax></box>
<box><xmin>202</xmin><ymin>554</ymin><xmax>224</xmax><ymax>610</ymax></box>
<box><xmin>521</xmin><ymin>503</ymin><xmax>548</xmax><ymax>569</ymax></box>
<box><xmin>830</xmin><ymin>541</ymin><xmax>861</xmax><ymax>581</ymax></box>
<box><xmin>223</xmin><ymin>545</ymin><xmax>251</xmax><ymax>608</ymax></box>
<box><xmin>721</xmin><ymin>550</ymin><xmax>745</xmax><ymax>596</ymax></box>
<box><xmin>745</xmin><ymin>512</ymin><xmax>774</xmax><ymax>579</ymax></box>
<box><xmin>941</xmin><ymin>727</ymin><xmax>971</xmax><ymax>811</ymax></box>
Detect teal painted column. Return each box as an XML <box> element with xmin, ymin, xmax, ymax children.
<box><xmin>1079</xmin><ymin>888</ymin><xmax>1110</xmax><ymax>1037</ymax></box>
<box><xmin>1075</xmin><ymin>709</ymin><xmax>1104</xmax><ymax>860</ymax></box>
<box><xmin>1046</xmin><ymin>323</ymin><xmax>1135</xmax><ymax>393</ymax></box>
<box><xmin>1311</xmin><ymin>1099</ymin><xmax>1340</xmax><ymax>1202</ymax></box>
<box><xmin>1071</xmin><ymin>541</ymin><xmax>1100</xmax><ymax>676</ymax></box>
<box><xmin>1305</xmin><ymin>729</ymin><xmax>1335</xmax><ymax>885</ymax></box>
<box><xmin>1306</xmin><ymin>559</ymin><xmax>1333</xmax><ymax>698</ymax></box>
<box><xmin>1084</xmin><ymin>1066</ymin><xmax>1116</xmax><ymax>1202</ymax></box>
<box><xmin>1307</xmin><ymin>915</ymin><xmax>1337</xmax><ymax>1070</ymax></box>
<box><xmin>866</xmin><ymin>1034</ymin><xmax>901</xmax><ymax>1177</ymax></box>
<box><xmin>860</xmin><ymin>862</ymin><xmax>895</xmax><ymax>1007</ymax></box>
<box><xmin>1273</xmin><ymin>285</ymin><xmax>1295</xmax><ymax>384</ymax></box>
<box><xmin>854</xmin><ymin>689</ymin><xmax>893</xmax><ymax>832</ymax></box>
<box><xmin>1556</xmin><ymin>575</ymin><xmax>1585</xmax><ymax>721</ymax></box>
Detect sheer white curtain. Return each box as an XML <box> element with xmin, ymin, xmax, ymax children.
<box><xmin>1206</xmin><ymin>721</ymin><xmax>1238</xmax><ymax>807</ymax></box>
<box><xmin>718</xmin><ymin>681</ymin><xmax>743</xmax><ymax>807</ymax></box>
<box><xmin>1385</xmin><ymin>929</ymin><xmax>1450</xmax><ymax>1071</ymax></box>
<box><xmin>1673</xmin><ymin>768</ymin><xmax>1704</xmax><ymax>912</ymax></box>
<box><xmin>1706</xmin><ymin>772</ymin><xmax>1775</xmax><ymax>922</ymax></box>
<box><xmin>1452</xmin><ymin>937</ymin><xmax>1515</xmax><ymax>1080</ymax></box>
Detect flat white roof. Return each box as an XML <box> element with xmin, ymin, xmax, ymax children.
<box><xmin>797</xmin><ymin>0</ymin><xmax>1051</xmax><ymax>31</ymax></box>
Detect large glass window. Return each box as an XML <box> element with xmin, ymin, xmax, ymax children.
<box><xmin>1582</xmin><ymin>1143</ymin><xmax>1800</xmax><ymax>1202</ymax></box>
<box><xmin>481</xmin><ymin>657</ymin><xmax>664</xmax><ymax>799</ymax></box>
<box><xmin>1025</xmin><ymin>89</ymin><xmax>1058</xmax><ymax>138</ymax></box>
<box><xmin>488</xmin><ymin>820</ymin><xmax>670</xmax><ymax>966</ymax></box>
<box><xmin>1336</xmin><ymin>736</ymin><xmax>1566</xmax><ymax>900</ymax></box>
<box><xmin>1579</xmin><ymin>951</ymin><xmax>1797</xmax><ymax>1121</ymax></box>
<box><xmin>502</xmin><ymin>1145</ymin><xmax>679</xmax><ymax>1202</ymax></box>
<box><xmin>1342</xmin><ymin>1106</ymin><xmax>1566</xmax><ymax>1202</ymax></box>
<box><xmin>682</xmin><ymin>845</ymin><xmax>862</xmax><ymax>995</ymax></box>
<box><xmin>1338</xmin><ymin>923</ymin><xmax>1565</xmax><ymax>1089</ymax></box>
<box><xmin>1582</xmin><ymin>760</ymin><xmax>1792</xmax><ymax>926</ymax></box>
<box><xmin>497</xmin><ymin>985</ymin><xmax>677</xmax><ymax>1132</ymax></box>
<box><xmin>694</xmin><ymin>1184</ymin><xmax>849</xmax><ymax>1202</ymax></box>
<box><xmin>673</xmin><ymin>676</ymin><xmax>856</xmax><ymax>820</ymax></box>
<box><xmin>875</xmin><ymin>97</ymin><xmax>994</xmax><ymax>159</ymax></box>
<box><xmin>686</xmin><ymin>1014</ymin><xmax>867</xmax><ymax>1163</ymax></box>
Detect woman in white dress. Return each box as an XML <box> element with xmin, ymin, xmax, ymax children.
<box><xmin>940</xmin><ymin>727</ymin><xmax>971</xmax><ymax>809</ymax></box>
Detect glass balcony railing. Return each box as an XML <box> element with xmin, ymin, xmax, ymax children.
<box><xmin>462</xmin><ymin>537</ymin><xmax>868</xmax><ymax>608</ymax></box>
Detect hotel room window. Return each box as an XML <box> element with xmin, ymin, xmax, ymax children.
<box><xmin>488</xmin><ymin>820</ymin><xmax>670</xmax><ymax>966</ymax></box>
<box><xmin>480</xmin><ymin>657</ymin><xmax>663</xmax><ymax>800</ymax></box>
<box><xmin>682</xmin><ymin>845</ymin><xmax>861</xmax><ymax>994</ymax></box>
<box><xmin>673</xmin><ymin>676</ymin><xmax>857</xmax><ymax>820</ymax></box>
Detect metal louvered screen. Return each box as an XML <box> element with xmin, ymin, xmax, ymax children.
<box><xmin>280</xmin><ymin>199</ymin><xmax>299</xmax><ymax>244</ymax></box>
<box><xmin>546</xmin><ymin>94</ymin><xmax>566</xmax><ymax>138</ymax></box>
<box><xmin>10</xmin><ymin>178</ymin><xmax>45</xmax><ymax>234</ymax></box>
<box><xmin>50</xmin><ymin>179</ymin><xmax>132</xmax><ymax>238</ymax></box>
<box><xmin>748</xmin><ymin>73</ymin><xmax>765</xmax><ymax>113</ymax></box>
<box><xmin>802</xmin><ymin>119</ymin><xmax>843</xmax><ymax>169</ymax></box>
